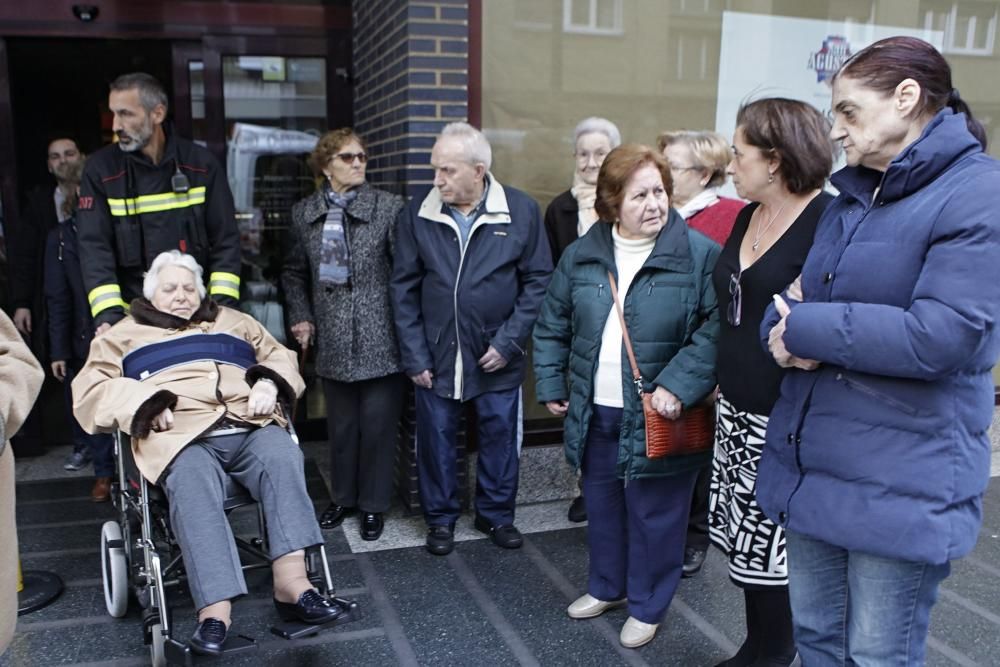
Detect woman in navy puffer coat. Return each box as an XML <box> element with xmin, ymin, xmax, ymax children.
<box><xmin>760</xmin><ymin>37</ymin><xmax>1000</xmax><ymax>665</ymax></box>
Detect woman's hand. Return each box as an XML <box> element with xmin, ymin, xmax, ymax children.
<box><xmin>545</xmin><ymin>400</ymin><xmax>569</xmax><ymax>416</ymax></box>
<box><xmin>768</xmin><ymin>295</ymin><xmax>819</xmax><ymax>370</ymax></box>
<box><xmin>152</xmin><ymin>407</ymin><xmax>174</xmax><ymax>432</ymax></box>
<box><xmin>291</xmin><ymin>321</ymin><xmax>315</xmax><ymax>349</ymax></box>
<box><xmin>650</xmin><ymin>386</ymin><xmax>683</xmax><ymax>421</ymax></box>
<box><xmin>248</xmin><ymin>378</ymin><xmax>278</xmax><ymax>416</ymax></box>
<box><xmin>786</xmin><ymin>274</ymin><xmax>804</xmax><ymax>302</ymax></box>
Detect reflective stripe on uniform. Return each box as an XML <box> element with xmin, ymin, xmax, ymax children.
<box><xmin>106</xmin><ymin>186</ymin><xmax>207</xmax><ymax>217</ymax></box>
<box><xmin>88</xmin><ymin>284</ymin><xmax>127</xmax><ymax>317</ymax></box>
<box><xmin>208</xmin><ymin>271</ymin><xmax>241</xmax><ymax>300</ymax></box>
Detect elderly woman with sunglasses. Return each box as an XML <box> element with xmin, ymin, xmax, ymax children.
<box><xmin>282</xmin><ymin>128</ymin><xmax>404</xmax><ymax>542</ymax></box>
<box><xmin>708</xmin><ymin>99</ymin><xmax>833</xmax><ymax>667</ymax></box>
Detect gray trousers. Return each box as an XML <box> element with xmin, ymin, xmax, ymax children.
<box><xmin>161</xmin><ymin>425</ymin><xmax>323</xmax><ymax>610</ymax></box>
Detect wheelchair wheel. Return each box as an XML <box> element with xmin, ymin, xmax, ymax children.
<box><xmin>100</xmin><ymin>521</ymin><xmax>129</xmax><ymax>618</ymax></box>
<box><xmin>149</xmin><ymin>621</ymin><xmax>167</xmax><ymax>667</ymax></box>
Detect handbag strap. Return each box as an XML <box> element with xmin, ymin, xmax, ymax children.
<box><xmin>607</xmin><ymin>271</ymin><xmax>644</xmax><ymax>398</ymax></box>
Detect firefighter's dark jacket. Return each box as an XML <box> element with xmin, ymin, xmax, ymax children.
<box><xmin>76</xmin><ymin>125</ymin><xmax>241</xmax><ymax>326</ymax></box>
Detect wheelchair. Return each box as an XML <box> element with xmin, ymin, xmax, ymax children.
<box><xmin>99</xmin><ymin>429</ymin><xmax>359</xmax><ymax>666</ymax></box>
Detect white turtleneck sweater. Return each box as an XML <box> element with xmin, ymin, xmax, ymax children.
<box><xmin>593</xmin><ymin>226</ymin><xmax>656</xmax><ymax>408</ymax></box>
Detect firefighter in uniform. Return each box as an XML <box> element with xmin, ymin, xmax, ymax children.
<box><xmin>77</xmin><ymin>72</ymin><xmax>241</xmax><ymax>330</ymax></box>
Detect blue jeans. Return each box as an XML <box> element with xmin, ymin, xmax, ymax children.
<box><xmin>785</xmin><ymin>530</ymin><xmax>950</xmax><ymax>666</ymax></box>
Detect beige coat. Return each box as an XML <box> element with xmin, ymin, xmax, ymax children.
<box><xmin>72</xmin><ymin>300</ymin><xmax>305</xmax><ymax>484</ymax></box>
<box><xmin>0</xmin><ymin>311</ymin><xmax>44</xmax><ymax>656</ymax></box>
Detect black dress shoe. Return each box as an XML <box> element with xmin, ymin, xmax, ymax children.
<box><xmin>318</xmin><ymin>503</ymin><xmax>352</xmax><ymax>529</ymax></box>
<box><xmin>682</xmin><ymin>547</ymin><xmax>707</xmax><ymax>578</ymax></box>
<box><xmin>474</xmin><ymin>514</ymin><xmax>524</xmax><ymax>549</ymax></box>
<box><xmin>360</xmin><ymin>512</ymin><xmax>384</xmax><ymax>541</ymax></box>
<box><xmin>274</xmin><ymin>589</ymin><xmax>348</xmax><ymax>625</ymax></box>
<box><xmin>567</xmin><ymin>495</ymin><xmax>587</xmax><ymax>523</ymax></box>
<box><xmin>425</xmin><ymin>525</ymin><xmax>455</xmax><ymax>555</ymax></box>
<box><xmin>189</xmin><ymin>617</ymin><xmax>228</xmax><ymax>656</ymax></box>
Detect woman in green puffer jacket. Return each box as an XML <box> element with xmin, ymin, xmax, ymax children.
<box><xmin>533</xmin><ymin>143</ymin><xmax>720</xmax><ymax>649</ymax></box>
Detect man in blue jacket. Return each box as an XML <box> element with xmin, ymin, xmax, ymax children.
<box><xmin>391</xmin><ymin>122</ymin><xmax>552</xmax><ymax>555</ymax></box>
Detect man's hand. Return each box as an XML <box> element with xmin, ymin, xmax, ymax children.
<box><xmin>95</xmin><ymin>322</ymin><xmax>112</xmax><ymax>337</ymax></box>
<box><xmin>768</xmin><ymin>295</ymin><xmax>819</xmax><ymax>370</ymax></box>
<box><xmin>291</xmin><ymin>321</ymin><xmax>315</xmax><ymax>349</ymax></box>
<box><xmin>478</xmin><ymin>346</ymin><xmax>508</xmax><ymax>373</ymax></box>
<box><xmin>545</xmin><ymin>400</ymin><xmax>569</xmax><ymax>416</ymax></box>
<box><xmin>152</xmin><ymin>408</ymin><xmax>175</xmax><ymax>433</ymax></box>
<box><xmin>248</xmin><ymin>378</ymin><xmax>278</xmax><ymax>416</ymax></box>
<box><xmin>650</xmin><ymin>386</ymin><xmax>683</xmax><ymax>421</ymax></box>
<box><xmin>13</xmin><ymin>308</ymin><xmax>31</xmax><ymax>335</ymax></box>
<box><xmin>409</xmin><ymin>370</ymin><xmax>433</xmax><ymax>389</ymax></box>
<box><xmin>51</xmin><ymin>360</ymin><xmax>68</xmax><ymax>382</ymax></box>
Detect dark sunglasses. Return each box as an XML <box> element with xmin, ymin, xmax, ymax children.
<box><xmin>335</xmin><ymin>152</ymin><xmax>368</xmax><ymax>164</ymax></box>
<box><xmin>728</xmin><ymin>272</ymin><xmax>742</xmax><ymax>327</ymax></box>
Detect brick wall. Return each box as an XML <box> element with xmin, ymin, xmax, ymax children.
<box><xmin>352</xmin><ymin>0</ymin><xmax>473</xmax><ymax>513</ymax></box>
<box><xmin>353</xmin><ymin>0</ymin><xmax>470</xmax><ymax>198</ymax></box>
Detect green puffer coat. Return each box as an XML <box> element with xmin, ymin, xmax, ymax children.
<box><xmin>533</xmin><ymin>213</ymin><xmax>720</xmax><ymax>480</ymax></box>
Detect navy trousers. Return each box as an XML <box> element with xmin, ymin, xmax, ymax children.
<box><xmin>415</xmin><ymin>386</ymin><xmax>521</xmax><ymax>528</ymax></box>
<box><xmin>65</xmin><ymin>363</ymin><xmax>114</xmax><ymax>477</ymax></box>
<box><xmin>583</xmin><ymin>404</ymin><xmax>698</xmax><ymax>624</ymax></box>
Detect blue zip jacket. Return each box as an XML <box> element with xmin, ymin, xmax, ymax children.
<box><xmin>390</xmin><ymin>177</ymin><xmax>552</xmax><ymax>401</ymax></box>
<box><xmin>758</xmin><ymin>110</ymin><xmax>1000</xmax><ymax>564</ymax></box>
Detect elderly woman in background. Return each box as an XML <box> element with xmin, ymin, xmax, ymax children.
<box><xmin>708</xmin><ymin>98</ymin><xmax>834</xmax><ymax>667</ymax></box>
<box><xmin>761</xmin><ymin>37</ymin><xmax>1000</xmax><ymax>665</ymax></box>
<box><xmin>534</xmin><ymin>144</ymin><xmax>719</xmax><ymax>649</ymax></box>
<box><xmin>543</xmin><ymin>116</ymin><xmax>622</xmax><ymax>523</ymax></box>
<box><xmin>73</xmin><ymin>251</ymin><xmax>349</xmax><ymax>655</ymax></box>
<box><xmin>656</xmin><ymin>129</ymin><xmax>744</xmax><ymax>580</ymax></box>
<box><xmin>657</xmin><ymin>130</ymin><xmax>743</xmax><ymax>246</ymax></box>
<box><xmin>282</xmin><ymin>128</ymin><xmax>405</xmax><ymax>542</ymax></box>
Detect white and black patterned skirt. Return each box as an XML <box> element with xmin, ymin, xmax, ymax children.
<box><xmin>708</xmin><ymin>393</ymin><xmax>787</xmax><ymax>587</ymax></box>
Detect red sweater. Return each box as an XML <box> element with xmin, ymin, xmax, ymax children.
<box><xmin>686</xmin><ymin>197</ymin><xmax>745</xmax><ymax>246</ymax></box>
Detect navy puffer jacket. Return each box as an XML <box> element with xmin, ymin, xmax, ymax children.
<box><xmin>759</xmin><ymin>110</ymin><xmax>1000</xmax><ymax>564</ymax></box>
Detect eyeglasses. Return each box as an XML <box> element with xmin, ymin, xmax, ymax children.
<box><xmin>669</xmin><ymin>163</ymin><xmax>701</xmax><ymax>173</ymax></box>
<box><xmin>728</xmin><ymin>272</ymin><xmax>742</xmax><ymax>327</ymax></box>
<box><xmin>575</xmin><ymin>150</ymin><xmax>608</xmax><ymax>163</ymax></box>
<box><xmin>335</xmin><ymin>152</ymin><xmax>368</xmax><ymax>164</ymax></box>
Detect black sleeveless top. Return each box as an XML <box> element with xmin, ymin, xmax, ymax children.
<box><xmin>712</xmin><ymin>192</ymin><xmax>834</xmax><ymax>415</ymax></box>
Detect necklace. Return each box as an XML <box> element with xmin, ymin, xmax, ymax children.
<box><xmin>751</xmin><ymin>199</ymin><xmax>787</xmax><ymax>253</ymax></box>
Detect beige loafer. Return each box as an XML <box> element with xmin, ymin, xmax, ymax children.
<box><xmin>567</xmin><ymin>593</ymin><xmax>627</xmax><ymax>619</ymax></box>
<box><xmin>620</xmin><ymin>616</ymin><xmax>658</xmax><ymax>648</ymax></box>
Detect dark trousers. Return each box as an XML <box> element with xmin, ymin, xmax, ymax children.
<box><xmin>686</xmin><ymin>464</ymin><xmax>711</xmax><ymax>551</ymax></box>
<box><xmin>65</xmin><ymin>363</ymin><xmax>114</xmax><ymax>477</ymax></box>
<box><xmin>415</xmin><ymin>386</ymin><xmax>521</xmax><ymax>527</ymax></box>
<box><xmin>323</xmin><ymin>374</ymin><xmax>404</xmax><ymax>514</ymax></box>
<box><xmin>583</xmin><ymin>404</ymin><xmax>697</xmax><ymax>624</ymax></box>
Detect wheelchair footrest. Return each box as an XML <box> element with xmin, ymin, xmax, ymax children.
<box><xmin>164</xmin><ymin>635</ymin><xmax>257</xmax><ymax>665</ymax></box>
<box><xmin>269</xmin><ymin>597</ymin><xmax>361</xmax><ymax>640</ymax></box>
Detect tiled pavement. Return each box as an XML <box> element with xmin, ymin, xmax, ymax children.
<box><xmin>4</xmin><ymin>445</ymin><xmax>1000</xmax><ymax>666</ymax></box>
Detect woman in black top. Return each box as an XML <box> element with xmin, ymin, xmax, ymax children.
<box><xmin>708</xmin><ymin>98</ymin><xmax>834</xmax><ymax>667</ymax></box>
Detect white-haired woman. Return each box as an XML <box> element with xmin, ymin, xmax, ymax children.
<box><xmin>545</xmin><ymin>117</ymin><xmax>622</xmax><ymax>262</ymax></box>
<box><xmin>543</xmin><ymin>116</ymin><xmax>621</xmax><ymax>523</ymax></box>
<box><xmin>73</xmin><ymin>251</ymin><xmax>352</xmax><ymax>656</ymax></box>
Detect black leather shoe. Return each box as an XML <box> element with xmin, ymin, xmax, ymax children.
<box><xmin>474</xmin><ymin>514</ymin><xmax>524</xmax><ymax>549</ymax></box>
<box><xmin>274</xmin><ymin>589</ymin><xmax>348</xmax><ymax>625</ymax></box>
<box><xmin>567</xmin><ymin>495</ymin><xmax>587</xmax><ymax>523</ymax></box>
<box><xmin>360</xmin><ymin>512</ymin><xmax>384</xmax><ymax>541</ymax></box>
<box><xmin>189</xmin><ymin>617</ymin><xmax>228</xmax><ymax>656</ymax></box>
<box><xmin>318</xmin><ymin>503</ymin><xmax>352</xmax><ymax>529</ymax></box>
<box><xmin>425</xmin><ymin>525</ymin><xmax>454</xmax><ymax>555</ymax></box>
<box><xmin>682</xmin><ymin>547</ymin><xmax>706</xmax><ymax>578</ymax></box>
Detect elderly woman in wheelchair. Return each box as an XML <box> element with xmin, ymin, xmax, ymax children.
<box><xmin>73</xmin><ymin>250</ymin><xmax>350</xmax><ymax>657</ymax></box>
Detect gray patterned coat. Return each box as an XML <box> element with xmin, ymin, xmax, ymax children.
<box><xmin>282</xmin><ymin>184</ymin><xmax>405</xmax><ymax>382</ymax></box>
